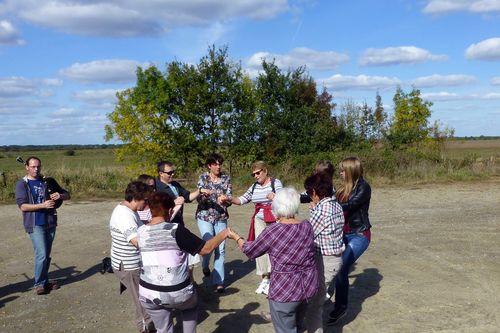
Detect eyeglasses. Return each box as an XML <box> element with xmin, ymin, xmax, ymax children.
<box><xmin>161</xmin><ymin>170</ymin><xmax>175</xmax><ymax>176</ymax></box>
<box><xmin>251</xmin><ymin>169</ymin><xmax>263</xmax><ymax>177</ymax></box>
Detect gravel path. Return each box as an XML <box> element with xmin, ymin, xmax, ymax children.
<box><xmin>1</xmin><ymin>180</ymin><xmax>499</xmax><ymax>332</ymax></box>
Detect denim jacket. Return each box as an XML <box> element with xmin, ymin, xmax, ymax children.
<box><xmin>15</xmin><ymin>176</ymin><xmax>61</xmax><ymax>233</ymax></box>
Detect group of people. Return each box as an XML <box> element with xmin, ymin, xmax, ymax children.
<box><xmin>15</xmin><ymin>154</ymin><xmax>372</xmax><ymax>333</ymax></box>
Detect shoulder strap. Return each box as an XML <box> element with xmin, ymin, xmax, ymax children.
<box><xmin>251</xmin><ymin>178</ymin><xmax>276</xmax><ymax>195</ymax></box>
<box><xmin>250</xmin><ymin>182</ymin><xmax>258</xmax><ymax>195</ymax></box>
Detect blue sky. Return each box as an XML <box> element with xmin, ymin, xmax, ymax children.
<box><xmin>0</xmin><ymin>0</ymin><xmax>499</xmax><ymax>145</ymax></box>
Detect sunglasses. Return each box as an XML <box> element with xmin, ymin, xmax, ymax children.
<box><xmin>251</xmin><ymin>169</ymin><xmax>263</xmax><ymax>177</ymax></box>
<box><xmin>162</xmin><ymin>170</ymin><xmax>175</xmax><ymax>176</ymax></box>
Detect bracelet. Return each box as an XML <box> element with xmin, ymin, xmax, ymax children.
<box><xmin>236</xmin><ymin>237</ymin><xmax>244</xmax><ymax>243</ymax></box>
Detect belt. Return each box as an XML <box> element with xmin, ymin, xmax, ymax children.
<box><xmin>139</xmin><ymin>278</ymin><xmax>191</xmax><ymax>292</ymax></box>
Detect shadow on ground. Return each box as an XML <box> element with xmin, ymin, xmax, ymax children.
<box><xmin>325</xmin><ymin>267</ymin><xmax>383</xmax><ymax>333</ymax></box>
<box><xmin>0</xmin><ymin>262</ymin><xmax>101</xmax><ymax>308</ymax></box>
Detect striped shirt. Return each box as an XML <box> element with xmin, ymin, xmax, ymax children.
<box><xmin>242</xmin><ymin>220</ymin><xmax>318</xmax><ymax>302</ymax></box>
<box><xmin>238</xmin><ymin>178</ymin><xmax>283</xmax><ymax>219</ymax></box>
<box><xmin>309</xmin><ymin>197</ymin><xmax>345</xmax><ymax>256</ymax></box>
<box><xmin>109</xmin><ymin>204</ymin><xmax>143</xmax><ymax>271</ymax></box>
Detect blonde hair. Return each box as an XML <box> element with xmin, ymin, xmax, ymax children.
<box><xmin>336</xmin><ymin>157</ymin><xmax>363</xmax><ymax>202</ymax></box>
<box><xmin>251</xmin><ymin>160</ymin><xmax>268</xmax><ymax>172</ymax></box>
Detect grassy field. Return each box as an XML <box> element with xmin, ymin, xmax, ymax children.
<box><xmin>0</xmin><ymin>149</ymin><xmax>124</xmax><ymax>202</ymax></box>
<box><xmin>442</xmin><ymin>139</ymin><xmax>500</xmax><ymax>159</ymax></box>
<box><xmin>1</xmin><ymin>139</ymin><xmax>499</xmax><ymax>203</ymax></box>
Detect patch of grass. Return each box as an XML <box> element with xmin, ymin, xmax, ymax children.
<box><xmin>1</xmin><ymin>141</ymin><xmax>498</xmax><ymax>203</ymax></box>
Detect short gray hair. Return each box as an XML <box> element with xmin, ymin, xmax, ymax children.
<box><xmin>272</xmin><ymin>187</ymin><xmax>299</xmax><ymax>219</ymax></box>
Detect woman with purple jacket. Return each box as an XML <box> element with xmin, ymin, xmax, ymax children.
<box><xmin>228</xmin><ymin>187</ymin><xmax>318</xmax><ymax>333</ymax></box>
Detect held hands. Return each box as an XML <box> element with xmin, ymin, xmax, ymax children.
<box><xmin>43</xmin><ymin>199</ymin><xmax>55</xmax><ymax>209</ymax></box>
<box><xmin>226</xmin><ymin>227</ymin><xmax>241</xmax><ymax>241</ymax></box>
<box><xmin>49</xmin><ymin>192</ymin><xmax>61</xmax><ymax>201</ymax></box>
<box><xmin>266</xmin><ymin>192</ymin><xmax>275</xmax><ymax>200</ymax></box>
<box><xmin>217</xmin><ymin>194</ymin><xmax>231</xmax><ymax>205</ymax></box>
<box><xmin>200</xmin><ymin>188</ymin><xmax>213</xmax><ymax>197</ymax></box>
<box><xmin>174</xmin><ymin>197</ymin><xmax>185</xmax><ymax>205</ymax></box>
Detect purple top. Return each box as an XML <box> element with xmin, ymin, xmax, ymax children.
<box><xmin>242</xmin><ymin>220</ymin><xmax>318</xmax><ymax>302</ymax></box>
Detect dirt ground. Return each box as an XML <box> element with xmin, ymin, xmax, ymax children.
<box><xmin>1</xmin><ymin>180</ymin><xmax>499</xmax><ymax>333</ymax></box>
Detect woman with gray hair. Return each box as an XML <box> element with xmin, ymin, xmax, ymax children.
<box><xmin>228</xmin><ymin>187</ymin><xmax>318</xmax><ymax>333</ymax></box>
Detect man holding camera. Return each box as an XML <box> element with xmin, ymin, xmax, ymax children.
<box><xmin>15</xmin><ymin>156</ymin><xmax>70</xmax><ymax>295</ymax></box>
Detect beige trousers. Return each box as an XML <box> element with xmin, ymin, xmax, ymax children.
<box><xmin>304</xmin><ymin>252</ymin><xmax>343</xmax><ymax>332</ymax></box>
<box><xmin>253</xmin><ymin>215</ymin><xmax>272</xmax><ymax>276</ymax></box>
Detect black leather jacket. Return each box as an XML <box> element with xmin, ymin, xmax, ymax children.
<box><xmin>340</xmin><ymin>177</ymin><xmax>371</xmax><ymax>233</ymax></box>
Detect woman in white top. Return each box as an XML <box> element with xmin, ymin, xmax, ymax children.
<box><xmin>225</xmin><ymin>160</ymin><xmax>283</xmax><ymax>295</ymax></box>
<box><xmin>109</xmin><ymin>181</ymin><xmax>154</xmax><ymax>333</ymax></box>
<box><xmin>136</xmin><ymin>192</ymin><xmax>229</xmax><ymax>333</ymax></box>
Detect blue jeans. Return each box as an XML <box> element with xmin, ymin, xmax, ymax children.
<box><xmin>197</xmin><ymin>219</ymin><xmax>227</xmax><ymax>285</ymax></box>
<box><xmin>28</xmin><ymin>225</ymin><xmax>56</xmax><ymax>287</ymax></box>
<box><xmin>334</xmin><ymin>233</ymin><xmax>370</xmax><ymax>308</ymax></box>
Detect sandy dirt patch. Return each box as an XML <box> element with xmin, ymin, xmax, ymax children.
<box><xmin>1</xmin><ymin>181</ymin><xmax>499</xmax><ymax>332</ymax></box>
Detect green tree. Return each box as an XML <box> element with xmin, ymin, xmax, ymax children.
<box><xmin>105</xmin><ymin>46</ymin><xmax>258</xmax><ymax>173</ymax></box>
<box><xmin>389</xmin><ymin>86</ymin><xmax>433</xmax><ymax>146</ymax></box>
<box><xmin>374</xmin><ymin>91</ymin><xmax>388</xmax><ymax>139</ymax></box>
<box><xmin>255</xmin><ymin>61</ymin><xmax>341</xmax><ymax>160</ymax></box>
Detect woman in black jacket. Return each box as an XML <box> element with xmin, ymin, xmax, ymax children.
<box><xmin>328</xmin><ymin>157</ymin><xmax>372</xmax><ymax>325</ymax></box>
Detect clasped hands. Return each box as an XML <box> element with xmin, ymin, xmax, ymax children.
<box><xmin>42</xmin><ymin>192</ymin><xmax>61</xmax><ymax>208</ymax></box>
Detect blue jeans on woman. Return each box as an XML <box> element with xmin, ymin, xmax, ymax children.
<box><xmin>334</xmin><ymin>233</ymin><xmax>370</xmax><ymax>308</ymax></box>
<box><xmin>29</xmin><ymin>225</ymin><xmax>56</xmax><ymax>287</ymax></box>
<box><xmin>197</xmin><ymin>219</ymin><xmax>227</xmax><ymax>286</ymax></box>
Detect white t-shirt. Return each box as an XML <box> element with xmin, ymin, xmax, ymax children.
<box><xmin>109</xmin><ymin>204</ymin><xmax>143</xmax><ymax>271</ymax></box>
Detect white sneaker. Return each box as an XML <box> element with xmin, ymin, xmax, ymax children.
<box><xmin>255</xmin><ymin>278</ymin><xmax>270</xmax><ymax>294</ymax></box>
<box><xmin>261</xmin><ymin>279</ymin><xmax>270</xmax><ymax>295</ymax></box>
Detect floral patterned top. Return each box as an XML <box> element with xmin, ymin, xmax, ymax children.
<box><xmin>195</xmin><ymin>172</ymin><xmax>232</xmax><ymax>223</ymax></box>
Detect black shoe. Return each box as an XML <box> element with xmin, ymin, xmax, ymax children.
<box><xmin>327</xmin><ymin>306</ymin><xmax>347</xmax><ymax>325</ymax></box>
<box><xmin>215</xmin><ymin>285</ymin><xmax>225</xmax><ymax>293</ymax></box>
<box><xmin>202</xmin><ymin>268</ymin><xmax>210</xmax><ymax>277</ymax></box>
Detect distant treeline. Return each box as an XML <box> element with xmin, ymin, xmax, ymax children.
<box><xmin>0</xmin><ymin>144</ymin><xmax>122</xmax><ymax>152</ymax></box>
<box><xmin>453</xmin><ymin>136</ymin><xmax>500</xmax><ymax>140</ymax></box>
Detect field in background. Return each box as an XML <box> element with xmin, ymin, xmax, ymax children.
<box><xmin>443</xmin><ymin>139</ymin><xmax>500</xmax><ymax>159</ymax></box>
<box><xmin>0</xmin><ymin>149</ymin><xmax>124</xmax><ymax>202</ymax></box>
<box><xmin>1</xmin><ymin>139</ymin><xmax>499</xmax><ymax>203</ymax></box>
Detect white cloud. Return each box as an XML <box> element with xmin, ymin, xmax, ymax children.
<box><xmin>482</xmin><ymin>92</ymin><xmax>500</xmax><ymax>99</ymax></box>
<box><xmin>59</xmin><ymin>60</ymin><xmax>150</xmax><ymax>84</ymax></box>
<box><xmin>41</xmin><ymin>78</ymin><xmax>63</xmax><ymax>86</ymax></box>
<box><xmin>0</xmin><ymin>76</ymin><xmax>59</xmax><ymax>97</ymax></box>
<box><xmin>491</xmin><ymin>76</ymin><xmax>500</xmax><ymax>85</ymax></box>
<box><xmin>0</xmin><ymin>20</ymin><xmax>24</xmax><ymax>45</ymax></box>
<box><xmin>73</xmin><ymin>89</ymin><xmax>119</xmax><ymax>107</ymax></box>
<box><xmin>73</xmin><ymin>89</ymin><xmax>118</xmax><ymax>103</ymax></box>
<box><xmin>0</xmin><ymin>76</ymin><xmax>36</xmax><ymax>97</ymax></box>
<box><xmin>422</xmin><ymin>92</ymin><xmax>463</xmax><ymax>101</ymax></box>
<box><xmin>423</xmin><ymin>0</ymin><xmax>500</xmax><ymax>14</ymax></box>
<box><xmin>247</xmin><ymin>47</ymin><xmax>349</xmax><ymax>71</ymax></box>
<box><xmin>51</xmin><ymin>107</ymin><xmax>79</xmax><ymax>117</ymax></box>
<box><xmin>422</xmin><ymin>91</ymin><xmax>500</xmax><ymax>101</ymax></box>
<box><xmin>0</xmin><ymin>98</ymin><xmax>54</xmax><ymax>115</ymax></box>
<box><xmin>320</xmin><ymin>74</ymin><xmax>401</xmax><ymax>90</ymax></box>
<box><xmin>412</xmin><ymin>74</ymin><xmax>477</xmax><ymax>88</ymax></box>
<box><xmin>1</xmin><ymin>0</ymin><xmax>289</xmax><ymax>37</ymax></box>
<box><xmin>359</xmin><ymin>46</ymin><xmax>448</xmax><ymax>66</ymax></box>
<box><xmin>466</xmin><ymin>37</ymin><xmax>500</xmax><ymax>61</ymax></box>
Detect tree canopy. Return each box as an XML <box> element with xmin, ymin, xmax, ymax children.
<box><xmin>105</xmin><ymin>46</ymin><xmax>451</xmax><ymax>174</ymax></box>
